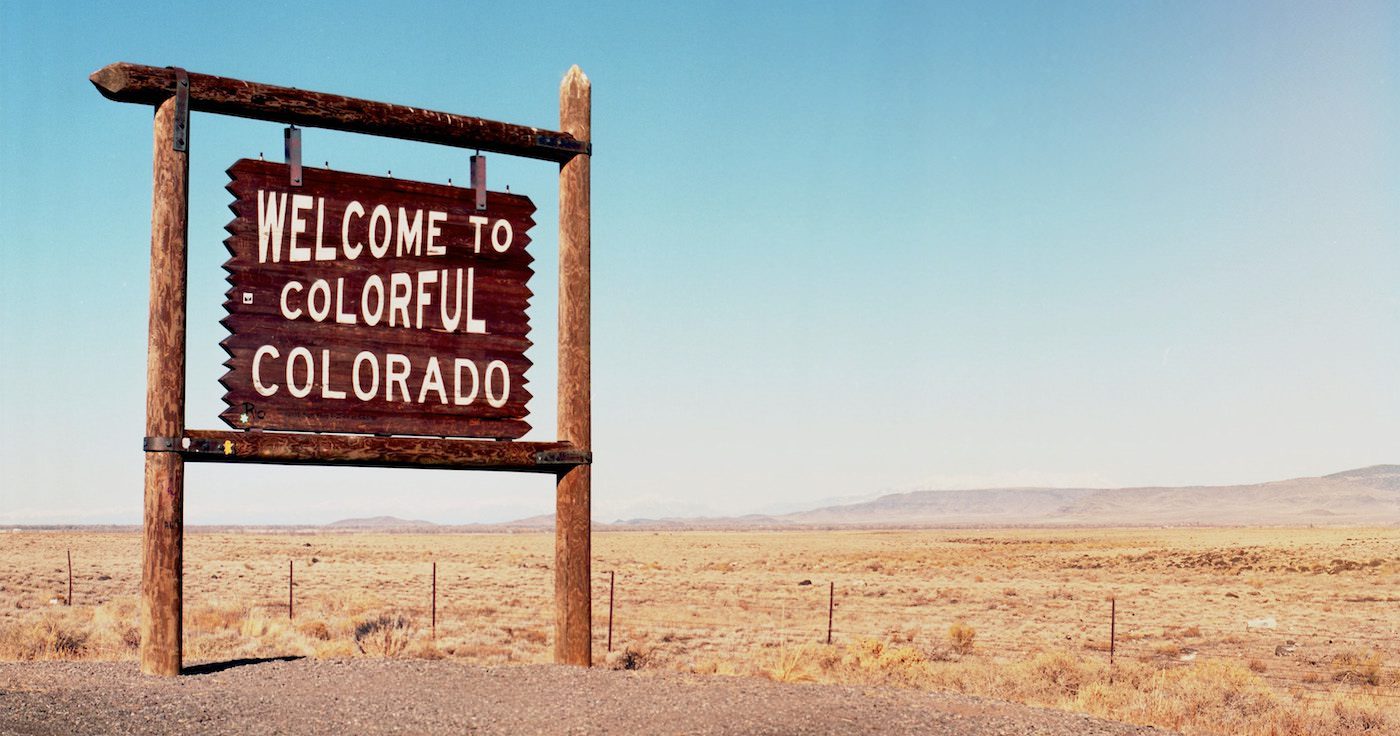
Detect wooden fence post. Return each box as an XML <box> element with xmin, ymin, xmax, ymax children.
<box><xmin>827</xmin><ymin>581</ymin><xmax>834</xmax><ymax>645</ymax></box>
<box><xmin>554</xmin><ymin>65</ymin><xmax>592</xmax><ymax>667</ymax></box>
<box><xmin>1110</xmin><ymin>597</ymin><xmax>1116</xmax><ymax>666</ymax></box>
<box><xmin>66</xmin><ymin>550</ymin><xmax>73</xmax><ymax>606</ymax></box>
<box><xmin>431</xmin><ymin>561</ymin><xmax>437</xmax><ymax>637</ymax></box>
<box><xmin>140</xmin><ymin>89</ymin><xmax>189</xmax><ymax>677</ymax></box>
<box><xmin>607</xmin><ymin>570</ymin><xmax>615</xmax><ymax>653</ymax></box>
<box><xmin>1109</xmin><ymin>597</ymin><xmax>1117</xmax><ymax>684</ymax></box>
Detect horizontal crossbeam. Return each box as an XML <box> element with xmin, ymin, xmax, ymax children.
<box><xmin>145</xmin><ymin>430</ymin><xmax>589</xmax><ymax>473</ymax></box>
<box><xmin>90</xmin><ymin>62</ymin><xmax>590</xmax><ymax>162</ymax></box>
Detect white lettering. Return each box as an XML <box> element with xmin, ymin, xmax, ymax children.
<box><xmin>465</xmin><ymin>267</ymin><xmax>486</xmax><ymax>334</ymax></box>
<box><xmin>320</xmin><ymin>349</ymin><xmax>347</xmax><ymax>399</ymax></box>
<box><xmin>414</xmin><ymin>270</ymin><xmax>437</xmax><ymax>329</ymax></box>
<box><xmin>426</xmin><ymin>211</ymin><xmax>447</xmax><ymax>256</ymax></box>
<box><xmin>279</xmin><ymin>281</ymin><xmax>303</xmax><ymax>320</ymax></box>
<box><xmin>362</xmin><ymin>275</ymin><xmax>384</xmax><ymax>327</ymax></box>
<box><xmin>485</xmin><ymin>360</ymin><xmax>510</xmax><ymax>408</ymax></box>
<box><xmin>286</xmin><ymin>347</ymin><xmax>314</xmax><ymax>398</ymax></box>
<box><xmin>418</xmin><ymin>356</ymin><xmax>447</xmax><ymax>404</ymax></box>
<box><xmin>369</xmin><ymin>204</ymin><xmax>392</xmax><ymax>258</ymax></box>
<box><xmin>306</xmin><ymin>279</ymin><xmax>331</xmax><ymax>322</ymax></box>
<box><xmin>388</xmin><ymin>272</ymin><xmax>412</xmax><ymax>327</ymax></box>
<box><xmin>439</xmin><ymin>269</ymin><xmax>462</xmax><ymax>332</ymax></box>
<box><xmin>453</xmin><ymin>359</ymin><xmax>479</xmax><ymax>405</ymax></box>
<box><xmin>352</xmin><ymin>351</ymin><xmax>379</xmax><ymax>400</ymax></box>
<box><xmin>342</xmin><ymin>201</ymin><xmax>365</xmax><ymax>259</ymax></box>
<box><xmin>385</xmin><ymin>353</ymin><xmax>411</xmax><ymax>401</ymax></box>
<box><xmin>252</xmin><ymin>346</ymin><xmax>280</xmax><ymax>396</ymax></box>
<box><xmin>468</xmin><ymin>215</ymin><xmax>489</xmax><ymax>253</ymax></box>
<box><xmin>288</xmin><ymin>194</ymin><xmax>313</xmax><ymax>262</ymax></box>
<box><xmin>491</xmin><ymin>219</ymin><xmax>513</xmax><ymax>253</ymax></box>
<box><xmin>396</xmin><ymin>208</ymin><xmax>423</xmax><ymax>257</ymax></box>
<box><xmin>257</xmin><ymin>190</ymin><xmax>288</xmax><ymax>263</ymax></box>
<box><xmin>334</xmin><ymin>278</ymin><xmax>356</xmax><ymax>325</ymax></box>
<box><xmin>313</xmin><ymin>198</ymin><xmax>334</xmax><ymax>261</ymax></box>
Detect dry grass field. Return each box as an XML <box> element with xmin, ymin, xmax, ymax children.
<box><xmin>2</xmin><ymin>527</ymin><xmax>1396</xmax><ymax>734</ymax></box>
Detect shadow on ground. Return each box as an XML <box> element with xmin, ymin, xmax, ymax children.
<box><xmin>182</xmin><ymin>656</ymin><xmax>305</xmax><ymax>675</ymax></box>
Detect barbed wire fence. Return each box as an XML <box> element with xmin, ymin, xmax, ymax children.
<box><xmin>33</xmin><ymin>548</ymin><xmax>1399</xmax><ymax>704</ymax></box>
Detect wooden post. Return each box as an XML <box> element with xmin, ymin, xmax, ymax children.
<box><xmin>827</xmin><ymin>582</ymin><xmax>834</xmax><ymax>645</ymax></box>
<box><xmin>607</xmin><ymin>570</ymin><xmax>615</xmax><ymax>653</ymax></box>
<box><xmin>431</xmin><ymin>561</ymin><xmax>437</xmax><ymax>637</ymax></box>
<box><xmin>288</xmin><ymin>560</ymin><xmax>294</xmax><ymax>620</ymax></box>
<box><xmin>1109</xmin><ymin>597</ymin><xmax>1116</xmax><ymax>666</ymax></box>
<box><xmin>554</xmin><ymin>65</ymin><xmax>592</xmax><ymax>667</ymax></box>
<box><xmin>140</xmin><ymin>92</ymin><xmax>189</xmax><ymax>677</ymax></box>
<box><xmin>66</xmin><ymin>550</ymin><xmax>73</xmax><ymax>606</ymax></box>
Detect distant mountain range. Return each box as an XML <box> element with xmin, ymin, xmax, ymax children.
<box><xmin>323</xmin><ymin>515</ymin><xmax>438</xmax><ymax>530</ymax></box>
<box><xmin>600</xmin><ymin>465</ymin><xmax>1400</xmax><ymax>529</ymax></box>
<box><xmin>323</xmin><ymin>465</ymin><xmax>1399</xmax><ymax>531</ymax></box>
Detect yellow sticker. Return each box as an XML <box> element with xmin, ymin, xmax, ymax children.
<box><xmin>223</xmin><ymin>440</ymin><xmax>234</xmax><ymax>455</ymax></box>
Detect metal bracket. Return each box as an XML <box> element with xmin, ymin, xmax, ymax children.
<box><xmin>144</xmin><ymin>436</ymin><xmax>186</xmax><ymax>453</ymax></box>
<box><xmin>536</xmin><ymin>134</ymin><xmax>591</xmax><ymax>157</ymax></box>
<box><xmin>145</xmin><ymin>436</ymin><xmax>236</xmax><ymax>456</ymax></box>
<box><xmin>533</xmin><ymin>449</ymin><xmax>592</xmax><ymax>466</ymax></box>
<box><xmin>171</xmin><ymin>67</ymin><xmax>189</xmax><ymax>152</ymax></box>
<box><xmin>470</xmin><ymin>154</ymin><xmax>487</xmax><ymax>210</ymax></box>
<box><xmin>284</xmin><ymin>126</ymin><xmax>302</xmax><ymax>186</ymax></box>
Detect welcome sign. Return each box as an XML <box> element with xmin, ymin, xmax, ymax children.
<box><xmin>219</xmin><ymin>159</ymin><xmax>535</xmax><ymax>438</ymax></box>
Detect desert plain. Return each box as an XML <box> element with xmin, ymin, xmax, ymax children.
<box><xmin>2</xmin><ymin>526</ymin><xmax>1396</xmax><ymax>735</ymax></box>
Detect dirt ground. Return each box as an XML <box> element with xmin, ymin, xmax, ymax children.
<box><xmin>0</xmin><ymin>658</ymin><xmax>1173</xmax><ymax>736</ymax></box>
<box><xmin>1</xmin><ymin>527</ymin><xmax>1395</xmax><ymax>734</ymax></box>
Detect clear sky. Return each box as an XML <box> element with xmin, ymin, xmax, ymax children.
<box><xmin>1</xmin><ymin>2</ymin><xmax>1396</xmax><ymax>525</ymax></box>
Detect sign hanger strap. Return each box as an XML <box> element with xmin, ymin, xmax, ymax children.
<box><xmin>170</xmin><ymin>67</ymin><xmax>189</xmax><ymax>152</ymax></box>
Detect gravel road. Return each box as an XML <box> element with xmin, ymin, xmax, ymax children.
<box><xmin>2</xmin><ymin>659</ymin><xmax>1173</xmax><ymax>735</ymax></box>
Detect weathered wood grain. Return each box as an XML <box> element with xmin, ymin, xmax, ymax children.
<box><xmin>177</xmin><ymin>430</ymin><xmax>588</xmax><ymax>472</ymax></box>
<box><xmin>141</xmin><ymin>95</ymin><xmax>187</xmax><ymax>677</ymax></box>
<box><xmin>554</xmin><ymin>65</ymin><xmax>592</xmax><ymax>667</ymax></box>
<box><xmin>89</xmin><ymin>63</ymin><xmax>589</xmax><ymax>162</ymax></box>
<box><xmin>220</xmin><ymin>160</ymin><xmax>534</xmax><ymax>439</ymax></box>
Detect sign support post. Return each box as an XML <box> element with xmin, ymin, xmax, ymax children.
<box><xmin>555</xmin><ymin>66</ymin><xmax>592</xmax><ymax>667</ymax></box>
<box><xmin>141</xmin><ymin>90</ymin><xmax>189</xmax><ymax>677</ymax></box>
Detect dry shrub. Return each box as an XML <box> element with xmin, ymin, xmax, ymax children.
<box><xmin>187</xmin><ymin>601</ymin><xmax>246</xmax><ymax>632</ymax></box>
<box><xmin>760</xmin><ymin>643</ymin><xmax>821</xmax><ymax>683</ymax></box>
<box><xmin>0</xmin><ymin>613</ymin><xmax>89</xmax><ymax>660</ymax></box>
<box><xmin>1019</xmin><ymin>650</ymin><xmax>1104</xmax><ymax>699</ymax></box>
<box><xmin>607</xmin><ymin>642</ymin><xmax>655</xmax><ymax>671</ymax></box>
<box><xmin>298</xmin><ymin>620</ymin><xmax>331</xmax><ymax>641</ymax></box>
<box><xmin>502</xmin><ymin>626</ymin><xmax>548</xmax><ymax>645</ymax></box>
<box><xmin>313</xmin><ymin>639</ymin><xmax>357</xmax><ymax>659</ymax></box>
<box><xmin>948</xmin><ymin>621</ymin><xmax>975</xmax><ymax>654</ymax></box>
<box><xmin>1083</xmin><ymin>660</ymin><xmax>1278</xmax><ymax>734</ymax></box>
<box><xmin>1332</xmin><ymin>649</ymin><xmax>1385</xmax><ymax>686</ymax></box>
<box><xmin>408</xmin><ymin>640</ymin><xmax>445</xmax><ymax>660</ymax></box>
<box><xmin>832</xmin><ymin>639</ymin><xmax>932</xmax><ymax>688</ymax></box>
<box><xmin>88</xmin><ymin>598</ymin><xmax>140</xmax><ymax>655</ymax></box>
<box><xmin>450</xmin><ymin>642</ymin><xmax>515</xmax><ymax>662</ymax></box>
<box><xmin>1153</xmin><ymin>643</ymin><xmax>1182</xmax><ymax>657</ymax></box>
<box><xmin>690</xmin><ymin>658</ymin><xmax>743</xmax><ymax>677</ymax></box>
<box><xmin>1332</xmin><ymin>695</ymin><xmax>1390</xmax><ymax>733</ymax></box>
<box><xmin>353</xmin><ymin>614</ymin><xmax>415</xmax><ymax>657</ymax></box>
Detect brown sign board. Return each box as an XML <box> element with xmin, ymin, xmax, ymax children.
<box><xmin>220</xmin><ymin>159</ymin><xmax>534</xmax><ymax>438</ymax></box>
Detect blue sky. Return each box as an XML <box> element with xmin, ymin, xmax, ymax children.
<box><xmin>1</xmin><ymin>1</ymin><xmax>1396</xmax><ymax>524</ymax></box>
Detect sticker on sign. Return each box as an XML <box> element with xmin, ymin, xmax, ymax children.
<box><xmin>219</xmin><ymin>159</ymin><xmax>535</xmax><ymax>439</ymax></box>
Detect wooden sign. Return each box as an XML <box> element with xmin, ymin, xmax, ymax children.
<box><xmin>220</xmin><ymin>159</ymin><xmax>535</xmax><ymax>438</ymax></box>
<box><xmin>93</xmin><ymin>62</ymin><xmax>591</xmax><ymax>675</ymax></box>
